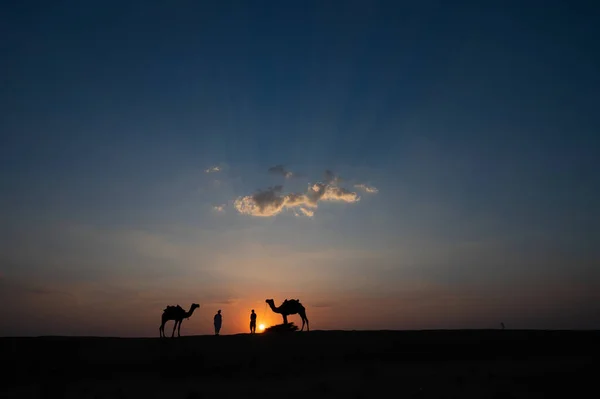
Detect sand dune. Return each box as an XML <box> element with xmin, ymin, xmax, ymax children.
<box><xmin>2</xmin><ymin>330</ymin><xmax>598</xmax><ymax>398</ymax></box>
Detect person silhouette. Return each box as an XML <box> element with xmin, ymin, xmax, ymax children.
<box><xmin>214</xmin><ymin>310</ymin><xmax>222</xmax><ymax>335</ymax></box>
<box><xmin>250</xmin><ymin>309</ymin><xmax>257</xmax><ymax>334</ymax></box>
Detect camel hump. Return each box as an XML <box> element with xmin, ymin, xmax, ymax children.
<box><xmin>164</xmin><ymin>305</ymin><xmax>183</xmax><ymax>312</ymax></box>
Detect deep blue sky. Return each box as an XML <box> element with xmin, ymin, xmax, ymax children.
<box><xmin>1</xmin><ymin>1</ymin><xmax>599</xmax><ymax>336</ymax></box>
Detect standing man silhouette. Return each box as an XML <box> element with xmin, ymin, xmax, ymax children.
<box><xmin>250</xmin><ymin>309</ymin><xmax>257</xmax><ymax>334</ymax></box>
<box><xmin>214</xmin><ymin>310</ymin><xmax>222</xmax><ymax>335</ymax></box>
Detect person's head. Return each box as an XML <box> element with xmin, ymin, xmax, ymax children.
<box><xmin>218</xmin><ymin>309</ymin><xmax>221</xmax><ymax>314</ymax></box>
<box><xmin>251</xmin><ymin>309</ymin><xmax>255</xmax><ymax>313</ymax></box>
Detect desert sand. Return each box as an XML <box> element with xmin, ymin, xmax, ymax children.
<box><xmin>2</xmin><ymin>329</ymin><xmax>598</xmax><ymax>398</ymax></box>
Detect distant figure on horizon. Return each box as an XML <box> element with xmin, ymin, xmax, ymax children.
<box><xmin>214</xmin><ymin>310</ymin><xmax>222</xmax><ymax>335</ymax></box>
<box><xmin>250</xmin><ymin>309</ymin><xmax>257</xmax><ymax>334</ymax></box>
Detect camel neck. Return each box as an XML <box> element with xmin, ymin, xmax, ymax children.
<box><xmin>186</xmin><ymin>306</ymin><xmax>196</xmax><ymax>318</ymax></box>
<box><xmin>268</xmin><ymin>302</ymin><xmax>280</xmax><ymax>313</ymax></box>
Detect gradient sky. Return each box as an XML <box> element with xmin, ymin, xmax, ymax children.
<box><xmin>1</xmin><ymin>1</ymin><xmax>599</xmax><ymax>336</ymax></box>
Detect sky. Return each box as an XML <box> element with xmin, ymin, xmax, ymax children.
<box><xmin>1</xmin><ymin>1</ymin><xmax>599</xmax><ymax>336</ymax></box>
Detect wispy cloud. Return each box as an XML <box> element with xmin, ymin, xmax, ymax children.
<box><xmin>234</xmin><ymin>170</ymin><xmax>370</xmax><ymax>218</ymax></box>
<box><xmin>205</xmin><ymin>297</ymin><xmax>239</xmax><ymax>306</ymax></box>
<box><xmin>324</xmin><ymin>170</ymin><xmax>341</xmax><ymax>184</ymax></box>
<box><xmin>354</xmin><ymin>183</ymin><xmax>379</xmax><ymax>194</ymax></box>
<box><xmin>0</xmin><ymin>277</ymin><xmax>75</xmax><ymax>300</ymax></box>
<box><xmin>268</xmin><ymin>165</ymin><xmax>294</xmax><ymax>179</ymax></box>
<box><xmin>311</xmin><ymin>301</ymin><xmax>335</xmax><ymax>308</ymax></box>
<box><xmin>295</xmin><ymin>207</ymin><xmax>315</xmax><ymax>218</ymax></box>
<box><xmin>205</xmin><ymin>165</ymin><xmax>221</xmax><ymax>174</ymax></box>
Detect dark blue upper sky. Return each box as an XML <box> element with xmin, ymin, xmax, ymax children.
<box><xmin>2</xmin><ymin>0</ymin><xmax>596</xmax><ymax>230</ymax></box>
<box><xmin>1</xmin><ymin>1</ymin><xmax>599</xmax><ymax>334</ymax></box>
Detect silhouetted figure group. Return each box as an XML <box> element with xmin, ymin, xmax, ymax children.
<box><xmin>160</xmin><ymin>297</ymin><xmax>309</xmax><ymax>337</ymax></box>
<box><xmin>213</xmin><ymin>308</ymin><xmax>260</xmax><ymax>336</ymax></box>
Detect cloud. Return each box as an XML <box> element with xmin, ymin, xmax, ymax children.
<box><xmin>233</xmin><ymin>171</ymin><xmax>365</xmax><ymax>217</ymax></box>
<box><xmin>314</xmin><ymin>183</ymin><xmax>359</xmax><ymax>202</ymax></box>
<box><xmin>213</xmin><ymin>205</ymin><xmax>226</xmax><ymax>213</ymax></box>
<box><xmin>324</xmin><ymin>169</ymin><xmax>341</xmax><ymax>184</ymax></box>
<box><xmin>205</xmin><ymin>165</ymin><xmax>221</xmax><ymax>173</ymax></box>
<box><xmin>268</xmin><ymin>165</ymin><xmax>294</xmax><ymax>178</ymax></box>
<box><xmin>354</xmin><ymin>184</ymin><xmax>379</xmax><ymax>194</ymax></box>
<box><xmin>234</xmin><ymin>186</ymin><xmax>289</xmax><ymax>217</ymax></box>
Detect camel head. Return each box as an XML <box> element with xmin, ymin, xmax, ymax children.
<box><xmin>265</xmin><ymin>299</ymin><xmax>274</xmax><ymax>305</ymax></box>
<box><xmin>186</xmin><ymin>303</ymin><xmax>200</xmax><ymax>319</ymax></box>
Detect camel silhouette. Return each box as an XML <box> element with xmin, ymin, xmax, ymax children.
<box><xmin>159</xmin><ymin>303</ymin><xmax>199</xmax><ymax>338</ymax></box>
<box><xmin>265</xmin><ymin>298</ymin><xmax>309</xmax><ymax>331</ymax></box>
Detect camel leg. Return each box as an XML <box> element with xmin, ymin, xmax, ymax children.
<box><xmin>282</xmin><ymin>314</ymin><xmax>288</xmax><ymax>325</ymax></box>
<box><xmin>177</xmin><ymin>320</ymin><xmax>182</xmax><ymax>337</ymax></box>
<box><xmin>159</xmin><ymin>324</ymin><xmax>163</xmax><ymax>338</ymax></box>
<box><xmin>171</xmin><ymin>321</ymin><xmax>178</xmax><ymax>338</ymax></box>
<box><xmin>299</xmin><ymin>311</ymin><xmax>309</xmax><ymax>331</ymax></box>
<box><xmin>160</xmin><ymin>319</ymin><xmax>167</xmax><ymax>337</ymax></box>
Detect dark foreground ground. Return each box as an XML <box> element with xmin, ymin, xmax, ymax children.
<box><xmin>1</xmin><ymin>330</ymin><xmax>598</xmax><ymax>398</ymax></box>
